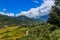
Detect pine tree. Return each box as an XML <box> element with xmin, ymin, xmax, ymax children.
<box><xmin>47</xmin><ymin>0</ymin><xmax>60</xmax><ymax>27</ymax></box>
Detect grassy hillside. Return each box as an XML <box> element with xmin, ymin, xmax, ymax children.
<box><xmin>0</xmin><ymin>23</ymin><xmax>60</xmax><ymax>40</ymax></box>
<box><xmin>18</xmin><ymin>24</ymin><xmax>60</xmax><ymax>40</ymax></box>
<box><xmin>0</xmin><ymin>15</ymin><xmax>43</xmax><ymax>28</ymax></box>
<box><xmin>0</xmin><ymin>26</ymin><xmax>28</xmax><ymax>40</ymax></box>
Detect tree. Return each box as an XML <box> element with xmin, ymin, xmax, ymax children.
<box><xmin>47</xmin><ymin>0</ymin><xmax>60</xmax><ymax>27</ymax></box>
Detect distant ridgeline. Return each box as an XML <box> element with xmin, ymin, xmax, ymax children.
<box><xmin>0</xmin><ymin>14</ymin><xmax>48</xmax><ymax>27</ymax></box>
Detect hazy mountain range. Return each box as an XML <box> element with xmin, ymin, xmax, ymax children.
<box><xmin>0</xmin><ymin>14</ymin><xmax>48</xmax><ymax>25</ymax></box>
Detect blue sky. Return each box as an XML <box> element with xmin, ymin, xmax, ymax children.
<box><xmin>0</xmin><ymin>0</ymin><xmax>43</xmax><ymax>13</ymax></box>
<box><xmin>0</xmin><ymin>0</ymin><xmax>54</xmax><ymax>18</ymax></box>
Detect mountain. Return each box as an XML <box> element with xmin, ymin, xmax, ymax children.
<box><xmin>0</xmin><ymin>15</ymin><xmax>37</xmax><ymax>26</ymax></box>
<box><xmin>16</xmin><ymin>15</ymin><xmax>38</xmax><ymax>24</ymax></box>
<box><xmin>34</xmin><ymin>15</ymin><xmax>49</xmax><ymax>22</ymax></box>
<box><xmin>0</xmin><ymin>14</ymin><xmax>48</xmax><ymax>27</ymax></box>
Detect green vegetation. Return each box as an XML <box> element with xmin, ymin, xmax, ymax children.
<box><xmin>0</xmin><ymin>27</ymin><xmax>28</xmax><ymax>40</ymax></box>
<box><xmin>17</xmin><ymin>24</ymin><xmax>60</xmax><ymax>40</ymax></box>
<box><xmin>0</xmin><ymin>0</ymin><xmax>60</xmax><ymax>40</ymax></box>
<box><xmin>47</xmin><ymin>0</ymin><xmax>60</xmax><ymax>27</ymax></box>
<box><xmin>0</xmin><ymin>23</ymin><xmax>60</xmax><ymax>40</ymax></box>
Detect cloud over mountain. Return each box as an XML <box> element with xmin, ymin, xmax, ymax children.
<box><xmin>0</xmin><ymin>12</ymin><xmax>14</xmax><ymax>16</ymax></box>
<box><xmin>0</xmin><ymin>0</ymin><xmax>55</xmax><ymax>18</ymax></box>
<box><xmin>16</xmin><ymin>0</ymin><xmax>55</xmax><ymax>18</ymax></box>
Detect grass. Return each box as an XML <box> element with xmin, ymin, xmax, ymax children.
<box><xmin>49</xmin><ymin>28</ymin><xmax>60</xmax><ymax>40</ymax></box>
<box><xmin>0</xmin><ymin>27</ymin><xmax>18</xmax><ymax>34</ymax></box>
<box><xmin>0</xmin><ymin>26</ymin><xmax>28</xmax><ymax>40</ymax></box>
<box><xmin>0</xmin><ymin>24</ymin><xmax>60</xmax><ymax>40</ymax></box>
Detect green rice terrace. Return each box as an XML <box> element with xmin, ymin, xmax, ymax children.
<box><xmin>0</xmin><ymin>24</ymin><xmax>60</xmax><ymax>40</ymax></box>
<box><xmin>0</xmin><ymin>26</ymin><xmax>28</xmax><ymax>40</ymax></box>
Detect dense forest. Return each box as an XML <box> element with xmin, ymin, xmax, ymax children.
<box><xmin>0</xmin><ymin>0</ymin><xmax>60</xmax><ymax>40</ymax></box>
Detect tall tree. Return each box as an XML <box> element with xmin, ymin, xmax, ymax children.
<box><xmin>47</xmin><ymin>0</ymin><xmax>60</xmax><ymax>27</ymax></box>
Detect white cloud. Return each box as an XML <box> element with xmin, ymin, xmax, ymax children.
<box><xmin>16</xmin><ymin>0</ymin><xmax>55</xmax><ymax>18</ymax></box>
<box><xmin>0</xmin><ymin>0</ymin><xmax>55</xmax><ymax>18</ymax></box>
<box><xmin>0</xmin><ymin>12</ymin><xmax>14</xmax><ymax>16</ymax></box>
<box><xmin>8</xmin><ymin>13</ymin><xmax>14</xmax><ymax>16</ymax></box>
<box><xmin>34</xmin><ymin>0</ymin><xmax>39</xmax><ymax>3</ymax></box>
<box><xmin>3</xmin><ymin>9</ymin><xmax>6</xmax><ymax>11</ymax></box>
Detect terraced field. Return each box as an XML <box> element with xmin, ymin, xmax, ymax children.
<box><xmin>0</xmin><ymin>26</ymin><xmax>28</xmax><ymax>40</ymax></box>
